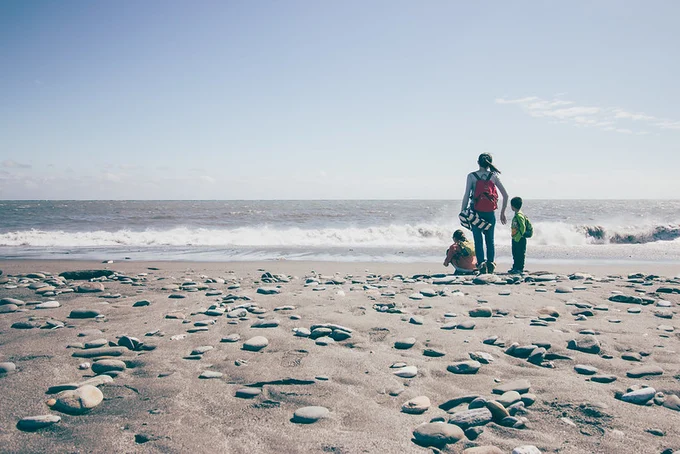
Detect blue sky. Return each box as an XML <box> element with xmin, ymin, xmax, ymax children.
<box><xmin>1</xmin><ymin>0</ymin><xmax>679</xmax><ymax>200</ymax></box>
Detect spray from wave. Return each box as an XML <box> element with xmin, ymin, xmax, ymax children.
<box><xmin>1</xmin><ymin>222</ymin><xmax>679</xmax><ymax>248</ymax></box>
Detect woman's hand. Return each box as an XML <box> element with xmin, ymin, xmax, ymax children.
<box><xmin>500</xmin><ymin>211</ymin><xmax>507</xmax><ymax>225</ymax></box>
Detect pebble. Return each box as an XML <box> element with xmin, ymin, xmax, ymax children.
<box><xmin>447</xmin><ymin>360</ymin><xmax>481</xmax><ymax>374</ymax></box>
<box><xmin>457</xmin><ymin>321</ymin><xmax>476</xmax><ymax>330</ymax></box>
<box><xmin>133</xmin><ymin>300</ymin><xmax>151</xmax><ymax>307</ymax></box>
<box><xmin>486</xmin><ymin>400</ymin><xmax>509</xmax><ymax>420</ymax></box>
<box><xmin>221</xmin><ymin>334</ymin><xmax>241</xmax><ymax>343</ymax></box>
<box><xmin>402</xmin><ymin>396</ymin><xmax>431</xmax><ymax>414</ymax></box>
<box><xmin>447</xmin><ymin>408</ymin><xmax>493</xmax><ymax>429</ymax></box>
<box><xmin>469</xmin><ymin>351</ymin><xmax>494</xmax><ymax>364</ymax></box>
<box><xmin>17</xmin><ymin>415</ymin><xmax>61</xmax><ymax>431</ymax></box>
<box><xmin>292</xmin><ymin>406</ymin><xmax>330</xmax><ymax>424</ymax></box>
<box><xmin>257</xmin><ymin>287</ymin><xmax>281</xmax><ymax>295</ymax></box>
<box><xmin>469</xmin><ymin>307</ymin><xmax>492</xmax><ymax>318</ymax></box>
<box><xmin>626</xmin><ymin>365</ymin><xmax>663</xmax><ymax>378</ymax></box>
<box><xmin>512</xmin><ymin>447</ymin><xmax>541</xmax><ymax>454</ymax></box>
<box><xmin>91</xmin><ymin>359</ymin><xmax>126</xmax><ymax>375</ymax></box>
<box><xmin>493</xmin><ymin>379</ymin><xmax>531</xmax><ymax>395</ymax></box>
<box><xmin>393</xmin><ymin>365</ymin><xmax>418</xmax><ymax>378</ymax></box>
<box><xmin>412</xmin><ymin>422</ymin><xmax>465</xmax><ymax>447</ymax></box>
<box><xmin>199</xmin><ymin>371</ymin><xmax>223</xmax><ymax>379</ymax></box>
<box><xmin>251</xmin><ymin>319</ymin><xmax>280</xmax><ymax>328</ymax></box>
<box><xmin>69</xmin><ymin>309</ymin><xmax>102</xmax><ymax>319</ymax></box>
<box><xmin>235</xmin><ymin>387</ymin><xmax>261</xmax><ymax>398</ymax></box>
<box><xmin>567</xmin><ymin>335</ymin><xmax>600</xmax><ymax>354</ymax></box>
<box><xmin>394</xmin><ymin>337</ymin><xmax>417</xmax><ymax>349</ymax></box>
<box><xmin>35</xmin><ymin>301</ymin><xmax>60</xmax><ymax>309</ymax></box>
<box><xmin>591</xmin><ymin>375</ymin><xmax>617</xmax><ymax>383</ymax></box>
<box><xmin>409</xmin><ymin>315</ymin><xmax>424</xmax><ymax>325</ymax></box>
<box><xmin>574</xmin><ymin>364</ymin><xmax>598</xmax><ymax>375</ymax></box>
<box><xmin>77</xmin><ymin>282</ymin><xmax>105</xmax><ymax>293</ymax></box>
<box><xmin>243</xmin><ymin>336</ymin><xmax>269</xmax><ymax>351</ymax></box>
<box><xmin>621</xmin><ymin>387</ymin><xmax>656</xmax><ymax>405</ymax></box>
<box><xmin>0</xmin><ymin>362</ymin><xmax>17</xmax><ymax>374</ymax></box>
<box><xmin>48</xmin><ymin>385</ymin><xmax>104</xmax><ymax>415</ymax></box>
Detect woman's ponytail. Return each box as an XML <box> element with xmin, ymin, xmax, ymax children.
<box><xmin>478</xmin><ymin>153</ymin><xmax>501</xmax><ymax>174</ymax></box>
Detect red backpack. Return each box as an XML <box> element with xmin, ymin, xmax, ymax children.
<box><xmin>472</xmin><ymin>172</ymin><xmax>498</xmax><ymax>212</ymax></box>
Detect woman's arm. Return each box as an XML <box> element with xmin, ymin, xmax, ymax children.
<box><xmin>495</xmin><ymin>176</ymin><xmax>509</xmax><ymax>225</ymax></box>
<box><xmin>461</xmin><ymin>174</ymin><xmax>472</xmax><ymax>212</ymax></box>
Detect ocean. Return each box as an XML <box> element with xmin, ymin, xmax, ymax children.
<box><xmin>1</xmin><ymin>200</ymin><xmax>679</xmax><ymax>264</ymax></box>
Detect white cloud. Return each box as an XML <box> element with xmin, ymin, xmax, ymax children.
<box><xmin>2</xmin><ymin>159</ymin><xmax>32</xmax><ymax>169</ymax></box>
<box><xmin>496</xmin><ymin>96</ymin><xmax>680</xmax><ymax>135</ymax></box>
<box><xmin>199</xmin><ymin>175</ymin><xmax>216</xmax><ymax>184</ymax></box>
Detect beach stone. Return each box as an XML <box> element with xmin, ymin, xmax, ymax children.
<box><xmin>486</xmin><ymin>400</ymin><xmax>510</xmax><ymax>420</ymax></box>
<box><xmin>393</xmin><ymin>366</ymin><xmax>418</xmax><ymax>378</ymax></box>
<box><xmin>168</xmin><ymin>293</ymin><xmax>186</xmax><ymax>299</ymax></box>
<box><xmin>447</xmin><ymin>360</ymin><xmax>481</xmax><ymax>374</ymax></box>
<box><xmin>251</xmin><ymin>319</ymin><xmax>280</xmax><ymax>328</ymax></box>
<box><xmin>133</xmin><ymin>300</ymin><xmax>151</xmax><ymax>307</ymax></box>
<box><xmin>257</xmin><ymin>287</ymin><xmax>281</xmax><ymax>295</ymax></box>
<box><xmin>469</xmin><ymin>307</ymin><xmax>492</xmax><ymax>318</ymax></box>
<box><xmin>0</xmin><ymin>304</ymin><xmax>18</xmax><ymax>313</ymax></box>
<box><xmin>49</xmin><ymin>385</ymin><xmax>104</xmax><ymax>415</ymax></box>
<box><xmin>0</xmin><ymin>362</ymin><xmax>17</xmax><ymax>374</ymax></box>
<box><xmin>199</xmin><ymin>371</ymin><xmax>223</xmax><ymax>379</ymax></box>
<box><xmin>293</xmin><ymin>328</ymin><xmax>311</xmax><ymax>337</ymax></box>
<box><xmin>574</xmin><ymin>365</ymin><xmax>598</xmax><ymax>375</ymax></box>
<box><xmin>420</xmin><ymin>288</ymin><xmax>437</xmax><ymax>297</ymax></box>
<box><xmin>464</xmin><ymin>447</ymin><xmax>504</xmax><ymax>454</ymax></box>
<box><xmin>663</xmin><ymin>394</ymin><xmax>680</xmax><ymax>411</ymax></box>
<box><xmin>118</xmin><ymin>336</ymin><xmax>143</xmax><ymax>351</ymax></box>
<box><xmin>447</xmin><ymin>408</ymin><xmax>493</xmax><ymax>429</ymax></box>
<box><xmin>315</xmin><ymin>336</ymin><xmax>335</xmax><ymax>346</ymax></box>
<box><xmin>567</xmin><ymin>335</ymin><xmax>600</xmax><ymax>354</ymax></box>
<box><xmin>60</xmin><ymin>270</ymin><xmax>114</xmax><ymax>280</ymax></box>
<box><xmin>84</xmin><ymin>338</ymin><xmax>108</xmax><ymax>349</ymax></box>
<box><xmin>191</xmin><ymin>346</ymin><xmax>213</xmax><ymax>355</ymax></box>
<box><xmin>232</xmin><ymin>387</ymin><xmax>260</xmax><ymax>399</ymax></box>
<box><xmin>402</xmin><ymin>396</ymin><xmax>431</xmax><ymax>414</ymax></box>
<box><xmin>527</xmin><ymin>347</ymin><xmax>546</xmax><ymax>365</ymax></box>
<box><xmin>457</xmin><ymin>321</ymin><xmax>476</xmax><ymax>330</ymax></box>
<box><xmin>329</xmin><ymin>329</ymin><xmax>351</xmax><ymax>341</ymax></box>
<box><xmin>627</xmin><ymin>365</ymin><xmax>663</xmax><ymax>378</ymax></box>
<box><xmin>621</xmin><ymin>387</ymin><xmax>656</xmax><ymax>405</ymax></box>
<box><xmin>17</xmin><ymin>415</ymin><xmax>61</xmax><ymax>431</ymax></box>
<box><xmin>493</xmin><ymin>379</ymin><xmax>531</xmax><ymax>395</ymax></box>
<box><xmin>413</xmin><ymin>422</ymin><xmax>465</xmax><ymax>447</ymax></box>
<box><xmin>556</xmin><ymin>286</ymin><xmax>573</xmax><ymax>293</ymax></box>
<box><xmin>71</xmin><ymin>347</ymin><xmax>126</xmax><ymax>358</ymax></box>
<box><xmin>221</xmin><ymin>334</ymin><xmax>240</xmax><ymax>342</ymax></box>
<box><xmin>409</xmin><ymin>293</ymin><xmax>424</xmax><ymax>300</ymax></box>
<box><xmin>77</xmin><ymin>282</ymin><xmax>105</xmax><ymax>293</ymax></box>
<box><xmin>473</xmin><ymin>274</ymin><xmax>501</xmax><ymax>285</ymax></box>
<box><xmin>12</xmin><ymin>321</ymin><xmax>41</xmax><ymax>329</ymax></box>
<box><xmin>591</xmin><ymin>375</ymin><xmax>617</xmax><ymax>383</ymax></box>
<box><xmin>409</xmin><ymin>315</ymin><xmax>424</xmax><ymax>325</ymax></box>
<box><xmin>395</xmin><ymin>337</ymin><xmax>417</xmax><ymax>350</ymax></box>
<box><xmin>423</xmin><ymin>348</ymin><xmax>445</xmax><ymax>357</ymax></box>
<box><xmin>243</xmin><ymin>336</ymin><xmax>268</xmax><ymax>351</ymax></box>
<box><xmin>512</xmin><ymin>447</ymin><xmax>541</xmax><ymax>454</ymax></box>
<box><xmin>469</xmin><ymin>351</ymin><xmax>494</xmax><ymax>364</ymax></box>
<box><xmin>35</xmin><ymin>301</ymin><xmax>60</xmax><ymax>309</ymax></box>
<box><xmin>69</xmin><ymin>309</ymin><xmax>101</xmax><ymax>319</ymax></box>
<box><xmin>91</xmin><ymin>359</ymin><xmax>126</xmax><ymax>375</ymax></box>
<box><xmin>1</xmin><ymin>298</ymin><xmax>24</xmax><ymax>306</ymax></box>
<box><xmin>622</xmin><ymin>352</ymin><xmax>641</xmax><ymax>362</ymax></box>
<box><xmin>520</xmin><ymin>393</ymin><xmax>536</xmax><ymax>406</ymax></box>
<box><xmin>292</xmin><ymin>406</ymin><xmax>330</xmax><ymax>424</ymax></box>
<box><xmin>497</xmin><ymin>391</ymin><xmax>521</xmax><ymax>407</ymax></box>
<box><xmin>165</xmin><ymin>311</ymin><xmax>186</xmax><ymax>320</ymax></box>
<box><xmin>609</xmin><ymin>294</ymin><xmax>643</xmax><ymax>304</ymax></box>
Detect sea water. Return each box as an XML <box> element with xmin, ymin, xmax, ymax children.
<box><xmin>1</xmin><ymin>200</ymin><xmax>679</xmax><ymax>264</ymax></box>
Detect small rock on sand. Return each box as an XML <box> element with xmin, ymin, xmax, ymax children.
<box><xmin>512</xmin><ymin>447</ymin><xmax>541</xmax><ymax>454</ymax></box>
<box><xmin>393</xmin><ymin>366</ymin><xmax>418</xmax><ymax>378</ymax></box>
<box><xmin>402</xmin><ymin>396</ymin><xmax>431</xmax><ymax>414</ymax></box>
<box><xmin>447</xmin><ymin>360</ymin><xmax>481</xmax><ymax>375</ymax></box>
<box><xmin>0</xmin><ymin>362</ymin><xmax>17</xmax><ymax>374</ymax></box>
<box><xmin>17</xmin><ymin>415</ymin><xmax>61</xmax><ymax>431</ymax></box>
<box><xmin>49</xmin><ymin>385</ymin><xmax>104</xmax><ymax>415</ymax></box>
<box><xmin>412</xmin><ymin>422</ymin><xmax>465</xmax><ymax>447</ymax></box>
<box><xmin>626</xmin><ymin>365</ymin><xmax>663</xmax><ymax>378</ymax></box>
<box><xmin>292</xmin><ymin>406</ymin><xmax>330</xmax><ymax>424</ymax></box>
<box><xmin>243</xmin><ymin>336</ymin><xmax>269</xmax><ymax>351</ymax></box>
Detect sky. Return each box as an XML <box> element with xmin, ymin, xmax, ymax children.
<box><xmin>1</xmin><ymin>0</ymin><xmax>679</xmax><ymax>200</ymax></box>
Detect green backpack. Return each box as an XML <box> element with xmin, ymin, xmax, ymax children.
<box><xmin>524</xmin><ymin>216</ymin><xmax>533</xmax><ymax>239</ymax></box>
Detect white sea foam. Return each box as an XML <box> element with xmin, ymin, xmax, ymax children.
<box><xmin>1</xmin><ymin>222</ymin><xmax>678</xmax><ymax>248</ymax></box>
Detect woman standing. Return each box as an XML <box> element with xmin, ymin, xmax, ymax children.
<box><xmin>460</xmin><ymin>153</ymin><xmax>508</xmax><ymax>274</ymax></box>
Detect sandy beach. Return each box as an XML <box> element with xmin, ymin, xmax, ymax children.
<box><xmin>1</xmin><ymin>259</ymin><xmax>679</xmax><ymax>454</ymax></box>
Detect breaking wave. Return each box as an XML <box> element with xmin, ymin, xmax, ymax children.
<box><xmin>1</xmin><ymin>222</ymin><xmax>679</xmax><ymax>248</ymax></box>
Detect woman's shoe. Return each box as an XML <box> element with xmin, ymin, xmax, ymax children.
<box><xmin>478</xmin><ymin>262</ymin><xmax>488</xmax><ymax>275</ymax></box>
<box><xmin>487</xmin><ymin>262</ymin><xmax>496</xmax><ymax>274</ymax></box>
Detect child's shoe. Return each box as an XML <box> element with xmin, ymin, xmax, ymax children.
<box><xmin>477</xmin><ymin>262</ymin><xmax>488</xmax><ymax>275</ymax></box>
<box><xmin>487</xmin><ymin>262</ymin><xmax>496</xmax><ymax>274</ymax></box>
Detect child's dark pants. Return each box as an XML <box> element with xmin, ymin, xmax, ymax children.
<box><xmin>512</xmin><ymin>237</ymin><xmax>527</xmax><ymax>271</ymax></box>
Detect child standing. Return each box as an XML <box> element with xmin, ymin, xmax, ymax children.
<box><xmin>509</xmin><ymin>196</ymin><xmax>529</xmax><ymax>274</ymax></box>
<box><xmin>443</xmin><ymin>229</ymin><xmax>477</xmax><ymax>274</ymax></box>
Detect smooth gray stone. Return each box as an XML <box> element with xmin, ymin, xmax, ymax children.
<box><xmin>221</xmin><ymin>334</ymin><xmax>241</xmax><ymax>342</ymax></box>
<box><xmin>91</xmin><ymin>359</ymin><xmax>126</xmax><ymax>374</ymax></box>
<box><xmin>60</xmin><ymin>270</ymin><xmax>114</xmax><ymax>280</ymax></box>
<box><xmin>574</xmin><ymin>364</ymin><xmax>598</xmax><ymax>375</ymax></box>
<box><xmin>0</xmin><ymin>362</ymin><xmax>17</xmax><ymax>374</ymax></box>
<box><xmin>71</xmin><ymin>347</ymin><xmax>126</xmax><ymax>358</ymax></box>
<box><xmin>235</xmin><ymin>387</ymin><xmax>261</xmax><ymax>398</ymax></box>
<box><xmin>133</xmin><ymin>300</ymin><xmax>151</xmax><ymax>307</ymax></box>
<box><xmin>242</xmin><ymin>336</ymin><xmax>268</xmax><ymax>351</ymax></box>
<box><xmin>567</xmin><ymin>335</ymin><xmax>600</xmax><ymax>354</ymax></box>
<box><xmin>621</xmin><ymin>387</ymin><xmax>656</xmax><ymax>405</ymax></box>
<box><xmin>17</xmin><ymin>415</ymin><xmax>61</xmax><ymax>431</ymax></box>
<box><xmin>591</xmin><ymin>375</ymin><xmax>617</xmax><ymax>383</ymax></box>
<box><xmin>0</xmin><ymin>298</ymin><xmax>25</xmax><ymax>306</ymax></box>
<box><xmin>493</xmin><ymin>379</ymin><xmax>531</xmax><ymax>395</ymax></box>
<box><xmin>394</xmin><ymin>337</ymin><xmax>417</xmax><ymax>350</ymax></box>
<box><xmin>412</xmin><ymin>422</ymin><xmax>465</xmax><ymax>447</ymax></box>
<box><xmin>447</xmin><ymin>407</ymin><xmax>493</xmax><ymax>429</ymax></box>
<box><xmin>199</xmin><ymin>371</ymin><xmax>223</xmax><ymax>379</ymax></box>
<box><xmin>292</xmin><ymin>406</ymin><xmax>330</xmax><ymax>424</ymax></box>
<box><xmin>447</xmin><ymin>360</ymin><xmax>481</xmax><ymax>375</ymax></box>
<box><xmin>257</xmin><ymin>287</ymin><xmax>281</xmax><ymax>295</ymax></box>
<box><xmin>69</xmin><ymin>309</ymin><xmax>102</xmax><ymax>319</ymax></box>
<box><xmin>626</xmin><ymin>365</ymin><xmax>663</xmax><ymax>378</ymax></box>
<box><xmin>251</xmin><ymin>319</ymin><xmax>280</xmax><ymax>328</ymax></box>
